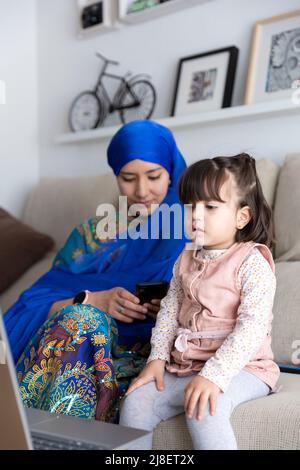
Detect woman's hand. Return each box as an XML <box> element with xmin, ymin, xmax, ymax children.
<box><xmin>184</xmin><ymin>375</ymin><xmax>221</xmax><ymax>420</ymax></box>
<box><xmin>142</xmin><ymin>298</ymin><xmax>161</xmax><ymax>319</ymax></box>
<box><xmin>125</xmin><ymin>359</ymin><xmax>166</xmax><ymax>396</ymax></box>
<box><xmin>89</xmin><ymin>287</ymin><xmax>148</xmax><ymax>323</ymax></box>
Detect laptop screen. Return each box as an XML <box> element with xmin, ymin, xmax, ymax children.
<box><xmin>0</xmin><ymin>312</ymin><xmax>32</xmax><ymax>449</ymax></box>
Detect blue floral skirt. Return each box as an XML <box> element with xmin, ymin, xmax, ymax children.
<box><xmin>16</xmin><ymin>304</ymin><xmax>150</xmax><ymax>423</ymax></box>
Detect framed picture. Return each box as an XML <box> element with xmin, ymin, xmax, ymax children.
<box><xmin>118</xmin><ymin>0</ymin><xmax>203</xmax><ymax>24</ymax></box>
<box><xmin>245</xmin><ymin>9</ymin><xmax>300</xmax><ymax>104</ymax></box>
<box><xmin>171</xmin><ymin>46</ymin><xmax>239</xmax><ymax>117</ymax></box>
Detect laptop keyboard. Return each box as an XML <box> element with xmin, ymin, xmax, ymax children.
<box><xmin>32</xmin><ymin>433</ymin><xmax>108</xmax><ymax>450</ymax></box>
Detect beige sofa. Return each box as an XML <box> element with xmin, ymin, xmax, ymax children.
<box><xmin>1</xmin><ymin>155</ymin><xmax>300</xmax><ymax>450</ymax></box>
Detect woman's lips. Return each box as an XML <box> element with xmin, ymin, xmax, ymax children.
<box><xmin>135</xmin><ymin>200</ymin><xmax>154</xmax><ymax>207</ymax></box>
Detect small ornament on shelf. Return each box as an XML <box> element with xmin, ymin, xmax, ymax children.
<box><xmin>69</xmin><ymin>52</ymin><xmax>156</xmax><ymax>132</ymax></box>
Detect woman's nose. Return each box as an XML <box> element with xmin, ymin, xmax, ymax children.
<box><xmin>135</xmin><ymin>181</ymin><xmax>149</xmax><ymax>199</ymax></box>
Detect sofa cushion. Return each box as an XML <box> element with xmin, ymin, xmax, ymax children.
<box><xmin>272</xmin><ymin>261</ymin><xmax>300</xmax><ymax>365</ymax></box>
<box><xmin>0</xmin><ymin>250</ymin><xmax>56</xmax><ymax>313</ymax></box>
<box><xmin>22</xmin><ymin>173</ymin><xmax>119</xmax><ymax>249</ymax></box>
<box><xmin>152</xmin><ymin>372</ymin><xmax>300</xmax><ymax>450</ymax></box>
<box><xmin>255</xmin><ymin>158</ymin><xmax>280</xmax><ymax>209</ymax></box>
<box><xmin>0</xmin><ymin>208</ymin><xmax>54</xmax><ymax>295</ymax></box>
<box><xmin>274</xmin><ymin>153</ymin><xmax>300</xmax><ymax>260</ymax></box>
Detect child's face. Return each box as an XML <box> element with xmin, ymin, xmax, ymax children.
<box><xmin>191</xmin><ymin>173</ymin><xmax>251</xmax><ymax>250</ymax></box>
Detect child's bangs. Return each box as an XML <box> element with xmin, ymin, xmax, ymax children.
<box><xmin>179</xmin><ymin>161</ymin><xmax>228</xmax><ymax>205</ymax></box>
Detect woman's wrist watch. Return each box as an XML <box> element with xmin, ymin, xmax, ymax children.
<box><xmin>73</xmin><ymin>290</ymin><xmax>91</xmax><ymax>305</ymax></box>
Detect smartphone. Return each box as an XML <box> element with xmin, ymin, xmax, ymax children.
<box><xmin>135</xmin><ymin>281</ymin><xmax>169</xmax><ymax>305</ymax></box>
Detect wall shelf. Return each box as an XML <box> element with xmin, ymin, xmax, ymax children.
<box><xmin>55</xmin><ymin>100</ymin><xmax>300</xmax><ymax>144</ymax></box>
<box><xmin>118</xmin><ymin>0</ymin><xmax>213</xmax><ymax>24</ymax></box>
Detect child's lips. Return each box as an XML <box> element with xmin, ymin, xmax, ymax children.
<box><xmin>192</xmin><ymin>229</ymin><xmax>205</xmax><ymax>240</ymax></box>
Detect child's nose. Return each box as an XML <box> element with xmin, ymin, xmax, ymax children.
<box><xmin>192</xmin><ymin>212</ymin><xmax>204</xmax><ymax>221</ymax></box>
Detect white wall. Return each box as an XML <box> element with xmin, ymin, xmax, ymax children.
<box><xmin>2</xmin><ymin>0</ymin><xmax>300</xmax><ymax>216</ymax></box>
<box><xmin>36</xmin><ymin>0</ymin><xmax>300</xmax><ymax>180</ymax></box>
<box><xmin>0</xmin><ymin>0</ymin><xmax>39</xmax><ymax>217</ymax></box>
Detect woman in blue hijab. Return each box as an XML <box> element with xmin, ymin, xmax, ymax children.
<box><xmin>4</xmin><ymin>120</ymin><xmax>188</xmax><ymax>423</ymax></box>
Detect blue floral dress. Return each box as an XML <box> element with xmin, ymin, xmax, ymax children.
<box><xmin>15</xmin><ymin>216</ymin><xmax>153</xmax><ymax>423</ymax></box>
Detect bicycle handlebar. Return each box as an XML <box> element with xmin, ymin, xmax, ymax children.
<box><xmin>96</xmin><ymin>52</ymin><xmax>119</xmax><ymax>66</ymax></box>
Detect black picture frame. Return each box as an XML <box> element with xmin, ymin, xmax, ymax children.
<box><xmin>81</xmin><ymin>1</ymin><xmax>104</xmax><ymax>29</ymax></box>
<box><xmin>171</xmin><ymin>46</ymin><xmax>239</xmax><ymax>117</ymax></box>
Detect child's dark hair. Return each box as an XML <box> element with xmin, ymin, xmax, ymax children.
<box><xmin>178</xmin><ymin>153</ymin><xmax>275</xmax><ymax>248</ymax></box>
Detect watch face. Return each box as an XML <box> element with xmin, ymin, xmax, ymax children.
<box><xmin>74</xmin><ymin>291</ymin><xmax>86</xmax><ymax>304</ymax></box>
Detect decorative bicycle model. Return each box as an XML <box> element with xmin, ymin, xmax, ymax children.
<box><xmin>69</xmin><ymin>52</ymin><xmax>156</xmax><ymax>132</ymax></box>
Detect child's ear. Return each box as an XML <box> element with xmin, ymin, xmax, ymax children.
<box><xmin>236</xmin><ymin>206</ymin><xmax>251</xmax><ymax>229</ymax></box>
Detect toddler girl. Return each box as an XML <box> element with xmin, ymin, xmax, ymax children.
<box><xmin>119</xmin><ymin>153</ymin><xmax>280</xmax><ymax>450</ymax></box>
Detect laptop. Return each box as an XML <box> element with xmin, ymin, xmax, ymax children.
<box><xmin>0</xmin><ymin>311</ymin><xmax>151</xmax><ymax>450</ymax></box>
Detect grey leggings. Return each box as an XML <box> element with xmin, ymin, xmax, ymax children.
<box><xmin>119</xmin><ymin>369</ymin><xmax>270</xmax><ymax>450</ymax></box>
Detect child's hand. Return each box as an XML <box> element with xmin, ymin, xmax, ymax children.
<box><xmin>184</xmin><ymin>375</ymin><xmax>221</xmax><ymax>420</ymax></box>
<box><xmin>125</xmin><ymin>359</ymin><xmax>166</xmax><ymax>396</ymax></box>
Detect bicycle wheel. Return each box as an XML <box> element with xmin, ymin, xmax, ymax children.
<box><xmin>69</xmin><ymin>91</ymin><xmax>107</xmax><ymax>132</ymax></box>
<box><xmin>119</xmin><ymin>80</ymin><xmax>156</xmax><ymax>124</ymax></box>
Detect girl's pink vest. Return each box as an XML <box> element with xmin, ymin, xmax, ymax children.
<box><xmin>166</xmin><ymin>241</ymin><xmax>280</xmax><ymax>392</ymax></box>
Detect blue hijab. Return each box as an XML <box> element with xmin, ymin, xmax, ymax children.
<box><xmin>4</xmin><ymin>120</ymin><xmax>188</xmax><ymax>363</ymax></box>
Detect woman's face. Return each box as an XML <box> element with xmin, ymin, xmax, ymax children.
<box><xmin>117</xmin><ymin>159</ymin><xmax>170</xmax><ymax>214</ymax></box>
